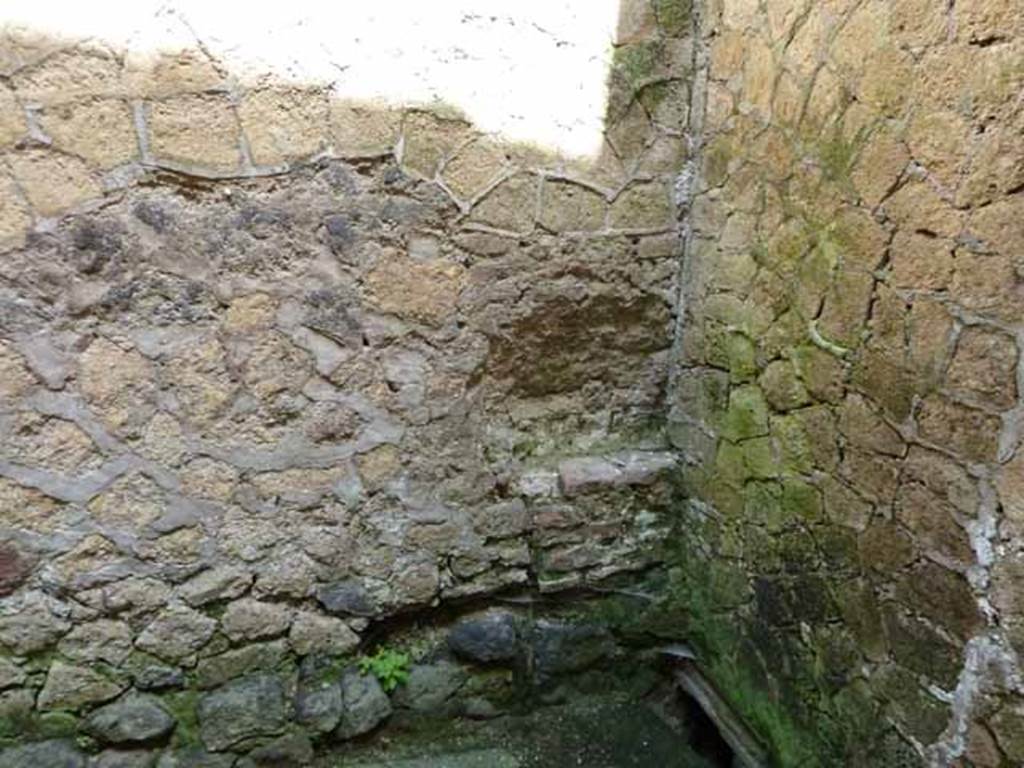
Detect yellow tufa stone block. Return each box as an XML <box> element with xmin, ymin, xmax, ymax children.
<box><xmin>610</xmin><ymin>181</ymin><xmax>674</xmax><ymax>231</ymax></box>
<box><xmin>7</xmin><ymin>149</ymin><xmax>100</xmax><ymax>216</ymax></box>
<box><xmin>12</xmin><ymin>47</ymin><xmax>123</xmax><ymax>105</ymax></box>
<box><xmin>39</xmin><ymin>99</ymin><xmax>138</xmax><ymax>169</ymax></box>
<box><xmin>400</xmin><ymin>109</ymin><xmax>473</xmax><ymax>179</ymax></box>
<box><xmin>468</xmin><ymin>173</ymin><xmax>539</xmax><ymax>233</ymax></box>
<box><xmin>0</xmin><ymin>86</ymin><xmax>26</xmax><ymax>148</ymax></box>
<box><xmin>238</xmin><ymin>86</ymin><xmax>329</xmax><ymax>165</ymax></box>
<box><xmin>441</xmin><ymin>137</ymin><xmax>507</xmax><ymax>203</ymax></box>
<box><xmin>364</xmin><ymin>251</ymin><xmax>465</xmax><ymax>327</ymax></box>
<box><xmin>147</xmin><ymin>94</ymin><xmax>242</xmax><ymax>173</ymax></box>
<box><xmin>538</xmin><ymin>180</ymin><xmax>607</xmax><ymax>233</ymax></box>
<box><xmin>124</xmin><ymin>49</ymin><xmax>226</xmax><ymax>98</ymax></box>
<box><xmin>329</xmin><ymin>101</ymin><xmax>401</xmax><ymax>158</ymax></box>
<box><xmin>0</xmin><ymin>173</ymin><xmax>31</xmax><ymax>249</ymax></box>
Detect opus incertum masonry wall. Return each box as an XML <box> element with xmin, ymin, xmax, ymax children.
<box><xmin>0</xmin><ymin>1</ymin><xmax>1022</xmax><ymax>766</ymax></box>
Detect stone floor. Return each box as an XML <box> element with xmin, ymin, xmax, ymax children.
<box><xmin>325</xmin><ymin>694</ymin><xmax>720</xmax><ymax>768</ymax></box>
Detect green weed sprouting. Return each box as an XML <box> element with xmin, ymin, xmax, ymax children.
<box><xmin>358</xmin><ymin>647</ymin><xmax>411</xmax><ymax>692</ymax></box>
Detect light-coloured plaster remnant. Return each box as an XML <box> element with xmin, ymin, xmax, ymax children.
<box><xmin>5</xmin><ymin>0</ymin><xmax>620</xmax><ymax>156</ymax></box>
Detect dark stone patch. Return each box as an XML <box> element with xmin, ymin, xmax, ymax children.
<box><xmin>531</xmin><ymin>621</ymin><xmax>615</xmax><ymax>678</ymax></box>
<box><xmin>70</xmin><ymin>220</ymin><xmax>123</xmax><ymax>274</ymax></box>
<box><xmin>0</xmin><ymin>541</ymin><xmax>33</xmax><ymax>596</ymax></box>
<box><xmin>247</xmin><ymin>733</ymin><xmax>314</xmax><ymax>767</ymax></box>
<box><xmin>448</xmin><ymin>611</ymin><xmax>519</xmax><ymax>664</ymax></box>
<box><xmin>487</xmin><ymin>293</ymin><xmax>671</xmax><ymax>396</ymax></box>
<box><xmin>317</xmin><ymin>580</ymin><xmax>377</xmax><ymax>617</ymax></box>
<box><xmin>303</xmin><ymin>289</ymin><xmax>363</xmax><ymax>346</ymax></box>
<box><xmin>133</xmin><ymin>200</ymin><xmax>173</xmax><ymax>232</ymax></box>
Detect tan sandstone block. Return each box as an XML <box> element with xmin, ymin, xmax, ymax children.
<box><xmin>615</xmin><ymin>0</ymin><xmax>658</xmax><ymax>44</ymax></box>
<box><xmin>468</xmin><ymin>173</ymin><xmax>539</xmax><ymax>233</ymax></box>
<box><xmin>7</xmin><ymin>149</ymin><xmax>100</xmax><ymax>216</ymax></box>
<box><xmin>961</xmin><ymin>116</ymin><xmax>1024</xmax><ymax>206</ymax></box>
<box><xmin>13</xmin><ymin>47</ymin><xmax>122</xmax><ymax>105</ymax></box>
<box><xmin>441</xmin><ymin>138</ymin><xmax>507</xmax><ymax>202</ymax></box>
<box><xmin>329</xmin><ymin>102</ymin><xmax>401</xmax><ymax>158</ymax></box>
<box><xmin>0</xmin><ymin>174</ymin><xmax>31</xmax><ymax>249</ymax></box>
<box><xmin>147</xmin><ymin>95</ymin><xmax>242</xmax><ymax>172</ymax></box>
<box><xmin>39</xmin><ymin>99</ymin><xmax>138</xmax><ymax>168</ymax></box>
<box><xmin>0</xmin><ymin>340</ymin><xmax>33</xmax><ymax>399</ymax></box>
<box><xmin>998</xmin><ymin>452</ymin><xmax>1024</xmax><ymax>530</ymax></box>
<box><xmin>124</xmin><ymin>49</ymin><xmax>226</xmax><ymax>97</ymax></box>
<box><xmin>538</xmin><ymin>180</ymin><xmax>607</xmax><ymax>233</ymax></box>
<box><xmin>851</xmin><ymin>127</ymin><xmax>910</xmax><ymax>207</ymax></box>
<box><xmin>610</xmin><ymin>182</ymin><xmax>674</xmax><ymax>230</ymax></box>
<box><xmin>364</xmin><ymin>252</ymin><xmax>464</xmax><ymax>327</ymax></box>
<box><xmin>88</xmin><ymin>473</ymin><xmax>165</xmax><ymax>533</ymax></box>
<box><xmin>917</xmin><ymin>395</ymin><xmax>1003</xmax><ymax>463</ymax></box>
<box><xmin>0</xmin><ymin>86</ymin><xmax>25</xmax><ymax>148</ymax></box>
<box><xmin>79</xmin><ymin>337</ymin><xmax>156</xmax><ymax>434</ymax></box>
<box><xmin>959</xmin><ymin>0</ymin><xmax>1024</xmax><ymax>44</ymax></box>
<box><xmin>890</xmin><ymin>0</ymin><xmax>948</xmax><ymax>48</ymax></box>
<box><xmin>401</xmin><ymin>109</ymin><xmax>473</xmax><ymax>179</ymax></box>
<box><xmin>889</xmin><ymin>231</ymin><xmax>953</xmax><ymax>291</ymax></box>
<box><xmin>968</xmin><ymin>198</ymin><xmax>1024</xmax><ymax>261</ymax></box>
<box><xmin>0</xmin><ymin>477</ymin><xmax>60</xmax><ymax>534</ymax></box>
<box><xmin>238</xmin><ymin>86</ymin><xmax>329</xmax><ymax>165</ymax></box>
<box><xmin>907</xmin><ymin>110</ymin><xmax>969</xmax><ymax>191</ymax></box>
<box><xmin>947</xmin><ymin>326</ymin><xmax>1019</xmax><ymax>410</ymax></box>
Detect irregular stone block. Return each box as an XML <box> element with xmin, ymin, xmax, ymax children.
<box><xmin>530</xmin><ymin>621</ymin><xmax>615</xmax><ymax>677</ymax></box>
<box><xmin>136</xmin><ymin>605</ymin><xmax>217</xmax><ymax>664</ymax></box>
<box><xmin>448</xmin><ymin>611</ymin><xmax>520</xmax><ymax>664</ymax></box>
<box><xmin>85</xmin><ymin>694</ymin><xmax>176</xmax><ymax>746</ymax></box>
<box><xmin>197</xmin><ymin>674</ymin><xmax>287</xmax><ymax>751</ymax></box>
<box><xmin>247</xmin><ymin>733</ymin><xmax>314</xmax><ymax>767</ymax></box>
<box><xmin>147</xmin><ymin>95</ymin><xmax>242</xmax><ymax>173</ymax></box>
<box><xmin>392</xmin><ymin>662</ymin><xmax>468</xmax><ymax>712</ymax></box>
<box><xmin>0</xmin><ymin>739</ymin><xmax>86</xmax><ymax>768</ymax></box>
<box><xmin>40</xmin><ymin>99</ymin><xmax>138</xmax><ymax>169</ymax></box>
<box><xmin>288</xmin><ymin>611</ymin><xmax>360</xmax><ymax>656</ymax></box>
<box><xmin>38</xmin><ymin>661</ymin><xmax>125</xmax><ymax>710</ymax></box>
<box><xmin>538</xmin><ymin>181</ymin><xmax>606</xmax><ymax>233</ymax></box>
<box><xmin>8</xmin><ymin>149</ymin><xmax>100</xmax><ymax>216</ymax></box>
<box><xmin>317</xmin><ymin>580</ymin><xmax>377</xmax><ymax>617</ymax></box>
<box><xmin>221</xmin><ymin>599</ymin><xmax>292</xmax><ymax>642</ymax></box>
<box><xmin>238</xmin><ymin>86</ymin><xmax>328</xmax><ymax>165</ymax></box>
<box><xmin>155</xmin><ymin>748</ymin><xmax>235</xmax><ymax>768</ymax></box>
<box><xmin>336</xmin><ymin>670</ymin><xmax>392</xmax><ymax>740</ymax></box>
<box><xmin>91</xmin><ymin>750</ymin><xmax>158</xmax><ymax>768</ymax></box>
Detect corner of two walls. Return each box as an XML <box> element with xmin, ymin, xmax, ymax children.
<box><xmin>669</xmin><ymin>0</ymin><xmax>1024</xmax><ymax>765</ymax></box>
<box><xmin>0</xmin><ymin>4</ymin><xmax>700</xmax><ymax>759</ymax></box>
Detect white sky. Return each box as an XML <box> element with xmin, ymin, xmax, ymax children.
<box><xmin>4</xmin><ymin>0</ymin><xmax>620</xmax><ymax>156</ymax></box>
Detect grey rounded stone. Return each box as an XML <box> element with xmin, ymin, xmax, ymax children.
<box><xmin>0</xmin><ymin>740</ymin><xmax>86</xmax><ymax>768</ymax></box>
<box><xmin>85</xmin><ymin>694</ymin><xmax>176</xmax><ymax>745</ymax></box>
<box><xmin>89</xmin><ymin>750</ymin><xmax>157</xmax><ymax>768</ymax></box>
<box><xmin>155</xmin><ymin>748</ymin><xmax>235</xmax><ymax>768</ymax></box>
<box><xmin>197</xmin><ymin>674</ymin><xmax>286</xmax><ymax>752</ymax></box>
<box><xmin>247</xmin><ymin>733</ymin><xmax>314</xmax><ymax>767</ymax></box>
<box><xmin>447</xmin><ymin>611</ymin><xmax>519</xmax><ymax>664</ymax></box>
<box><xmin>295</xmin><ymin>676</ymin><xmax>342</xmax><ymax>734</ymax></box>
<box><xmin>336</xmin><ymin>669</ymin><xmax>392</xmax><ymax>739</ymax></box>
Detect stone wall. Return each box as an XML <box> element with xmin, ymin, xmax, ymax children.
<box><xmin>4</xmin><ymin>1</ymin><xmax>1024</xmax><ymax>766</ymax></box>
<box><xmin>670</xmin><ymin>0</ymin><xmax>1024</xmax><ymax>765</ymax></box>
<box><xmin>0</xmin><ymin>5</ymin><xmax>699</xmax><ymax>764</ymax></box>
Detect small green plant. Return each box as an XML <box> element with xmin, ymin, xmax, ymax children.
<box><xmin>358</xmin><ymin>647</ymin><xmax>411</xmax><ymax>692</ymax></box>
